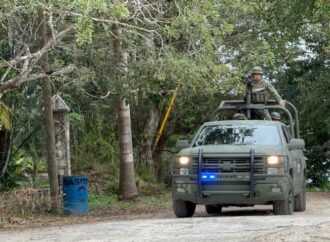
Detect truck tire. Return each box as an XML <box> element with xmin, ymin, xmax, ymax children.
<box><xmin>173</xmin><ymin>200</ymin><xmax>196</xmax><ymax>218</ymax></box>
<box><xmin>273</xmin><ymin>180</ymin><xmax>294</xmax><ymax>215</ymax></box>
<box><xmin>205</xmin><ymin>204</ymin><xmax>222</xmax><ymax>214</ymax></box>
<box><xmin>294</xmin><ymin>180</ymin><xmax>306</xmax><ymax>212</ymax></box>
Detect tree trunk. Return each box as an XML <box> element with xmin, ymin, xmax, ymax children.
<box><xmin>0</xmin><ymin>130</ymin><xmax>11</xmax><ymax>178</ymax></box>
<box><xmin>140</xmin><ymin>102</ymin><xmax>163</xmax><ymax>170</ymax></box>
<box><xmin>112</xmin><ymin>23</ymin><xmax>138</xmax><ymax>200</ymax></box>
<box><xmin>153</xmin><ymin>132</ymin><xmax>169</xmax><ymax>183</ymax></box>
<box><xmin>38</xmin><ymin>8</ymin><xmax>60</xmax><ymax>213</ymax></box>
<box><xmin>43</xmin><ymin>77</ymin><xmax>60</xmax><ymax>213</ymax></box>
<box><xmin>117</xmin><ymin>96</ymin><xmax>139</xmax><ymax>200</ymax></box>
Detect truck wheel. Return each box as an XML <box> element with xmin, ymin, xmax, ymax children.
<box><xmin>173</xmin><ymin>199</ymin><xmax>196</xmax><ymax>218</ymax></box>
<box><xmin>273</xmin><ymin>180</ymin><xmax>294</xmax><ymax>215</ymax></box>
<box><xmin>294</xmin><ymin>180</ymin><xmax>306</xmax><ymax>211</ymax></box>
<box><xmin>205</xmin><ymin>204</ymin><xmax>222</xmax><ymax>214</ymax></box>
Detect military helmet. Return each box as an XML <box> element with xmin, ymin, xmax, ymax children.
<box><xmin>250</xmin><ymin>66</ymin><xmax>263</xmax><ymax>75</ymax></box>
<box><xmin>271</xmin><ymin>112</ymin><xmax>281</xmax><ymax>121</ymax></box>
<box><xmin>232</xmin><ymin>113</ymin><xmax>247</xmax><ymax>120</ymax></box>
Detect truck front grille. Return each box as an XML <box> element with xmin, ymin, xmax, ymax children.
<box><xmin>192</xmin><ymin>156</ymin><xmax>267</xmax><ymax>174</ymax></box>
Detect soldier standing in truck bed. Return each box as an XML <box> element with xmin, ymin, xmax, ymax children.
<box><xmin>248</xmin><ymin>66</ymin><xmax>285</xmax><ymax>120</ymax></box>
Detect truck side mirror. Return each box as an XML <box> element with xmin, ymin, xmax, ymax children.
<box><xmin>288</xmin><ymin>139</ymin><xmax>305</xmax><ymax>150</ymax></box>
<box><xmin>176</xmin><ymin>140</ymin><xmax>190</xmax><ymax>150</ymax></box>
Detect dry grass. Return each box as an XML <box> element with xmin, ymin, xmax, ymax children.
<box><xmin>0</xmin><ymin>188</ymin><xmax>51</xmax><ymax>217</ymax></box>
<box><xmin>0</xmin><ymin>177</ymin><xmax>172</xmax><ymax>229</ymax></box>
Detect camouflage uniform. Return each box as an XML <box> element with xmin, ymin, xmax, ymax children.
<box><xmin>248</xmin><ymin>67</ymin><xmax>283</xmax><ymax>120</ymax></box>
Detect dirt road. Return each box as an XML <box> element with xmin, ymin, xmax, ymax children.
<box><xmin>1</xmin><ymin>192</ymin><xmax>329</xmax><ymax>241</ymax></box>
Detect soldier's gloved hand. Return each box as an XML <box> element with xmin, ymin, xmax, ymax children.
<box><xmin>279</xmin><ymin>100</ymin><xmax>285</xmax><ymax>107</ymax></box>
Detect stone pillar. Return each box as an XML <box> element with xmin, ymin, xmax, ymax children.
<box><xmin>52</xmin><ymin>94</ymin><xmax>71</xmax><ymax>179</ymax></box>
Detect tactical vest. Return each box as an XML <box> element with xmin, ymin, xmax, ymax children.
<box><xmin>251</xmin><ymin>87</ymin><xmax>270</xmax><ymax>103</ymax></box>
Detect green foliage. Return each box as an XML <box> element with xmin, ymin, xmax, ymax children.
<box><xmin>110</xmin><ymin>1</ymin><xmax>130</xmax><ymax>20</ymax></box>
<box><xmin>89</xmin><ymin>193</ymin><xmax>117</xmax><ymax>210</ymax></box>
<box><xmin>262</xmin><ymin>0</ymin><xmax>330</xmax><ymax>185</ymax></box>
<box><xmin>307</xmin><ymin>183</ymin><xmax>330</xmax><ymax>192</ymax></box>
<box><xmin>13</xmin><ymin>151</ymin><xmax>46</xmax><ymax>177</ymax></box>
<box><xmin>0</xmin><ymin>101</ymin><xmax>11</xmax><ymax>130</ymax></box>
<box><xmin>73</xmin><ymin>0</ymin><xmax>130</xmax><ymax>45</ymax></box>
<box><xmin>107</xmin><ymin>179</ymin><xmax>119</xmax><ymax>195</ymax></box>
<box><xmin>72</xmin><ymin>127</ymin><xmax>119</xmax><ymax>171</ymax></box>
<box><xmin>0</xmin><ymin>0</ymin><xmax>329</xmax><ymax>194</ymax></box>
<box><xmin>75</xmin><ymin>15</ymin><xmax>94</xmax><ymax>46</ymax></box>
<box><xmin>306</xmin><ymin>151</ymin><xmax>330</xmax><ymax>187</ymax></box>
<box><xmin>89</xmin><ymin>188</ymin><xmax>170</xmax><ymax>211</ymax></box>
<box><xmin>0</xmin><ymin>167</ymin><xmax>18</xmax><ymax>192</ymax></box>
<box><xmin>0</xmin><ymin>150</ymin><xmax>46</xmax><ymax>191</ymax></box>
<box><xmin>69</xmin><ymin>99</ymin><xmax>120</xmax><ymax>173</ymax></box>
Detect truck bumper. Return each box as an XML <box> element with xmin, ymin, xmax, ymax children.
<box><xmin>172</xmin><ymin>175</ymin><xmax>290</xmax><ymax>205</ymax></box>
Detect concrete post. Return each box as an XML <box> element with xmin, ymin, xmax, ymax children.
<box><xmin>52</xmin><ymin>94</ymin><xmax>71</xmax><ymax>178</ymax></box>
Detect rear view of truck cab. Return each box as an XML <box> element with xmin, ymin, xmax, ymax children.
<box><xmin>171</xmin><ymin>101</ymin><xmax>306</xmax><ymax>217</ymax></box>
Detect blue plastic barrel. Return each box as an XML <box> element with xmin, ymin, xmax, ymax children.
<box><xmin>62</xmin><ymin>176</ymin><xmax>88</xmax><ymax>215</ymax></box>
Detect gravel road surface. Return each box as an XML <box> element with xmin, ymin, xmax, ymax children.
<box><xmin>1</xmin><ymin>192</ymin><xmax>329</xmax><ymax>242</ymax></box>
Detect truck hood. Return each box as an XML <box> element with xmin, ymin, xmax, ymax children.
<box><xmin>178</xmin><ymin>144</ymin><xmax>287</xmax><ymax>157</ymax></box>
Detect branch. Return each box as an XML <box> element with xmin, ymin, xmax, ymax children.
<box><xmin>2</xmin><ymin>26</ymin><xmax>74</xmax><ymax>68</ymax></box>
<box><xmin>0</xmin><ymin>26</ymin><xmax>74</xmax><ymax>95</ymax></box>
<box><xmin>0</xmin><ymin>66</ymin><xmax>12</xmax><ymax>83</ymax></box>
<box><xmin>65</xmin><ymin>11</ymin><xmax>160</xmax><ymax>34</ymax></box>
<box><xmin>0</xmin><ymin>65</ymin><xmax>76</xmax><ymax>95</ymax></box>
<box><xmin>29</xmin><ymin>65</ymin><xmax>76</xmax><ymax>81</ymax></box>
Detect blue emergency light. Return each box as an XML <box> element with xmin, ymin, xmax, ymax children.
<box><xmin>201</xmin><ymin>173</ymin><xmax>217</xmax><ymax>181</ymax></box>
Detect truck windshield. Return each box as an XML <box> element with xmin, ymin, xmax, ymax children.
<box><xmin>194</xmin><ymin>125</ymin><xmax>281</xmax><ymax>146</ymax></box>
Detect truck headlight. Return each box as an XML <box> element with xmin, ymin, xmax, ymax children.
<box><xmin>267</xmin><ymin>156</ymin><xmax>279</xmax><ymax>165</ymax></box>
<box><xmin>267</xmin><ymin>156</ymin><xmax>286</xmax><ymax>174</ymax></box>
<box><xmin>177</xmin><ymin>156</ymin><xmax>192</xmax><ymax>165</ymax></box>
<box><xmin>267</xmin><ymin>156</ymin><xmax>285</xmax><ymax>165</ymax></box>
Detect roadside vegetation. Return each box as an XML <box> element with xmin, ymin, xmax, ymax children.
<box><xmin>0</xmin><ymin>0</ymin><xmax>329</xmax><ymax>220</ymax></box>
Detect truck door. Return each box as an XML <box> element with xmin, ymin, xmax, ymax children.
<box><xmin>282</xmin><ymin>125</ymin><xmax>300</xmax><ymax>193</ymax></box>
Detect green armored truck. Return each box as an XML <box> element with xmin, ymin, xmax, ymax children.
<box><xmin>171</xmin><ymin>100</ymin><xmax>306</xmax><ymax>217</ymax></box>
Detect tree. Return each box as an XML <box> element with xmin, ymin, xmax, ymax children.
<box><xmin>0</xmin><ymin>1</ymin><xmax>74</xmax><ymax>203</ymax></box>
<box><xmin>1</xmin><ymin>0</ymin><xmax>328</xmax><ymax>196</ymax></box>
<box><xmin>112</xmin><ymin>23</ymin><xmax>138</xmax><ymax>200</ymax></box>
<box><xmin>38</xmin><ymin>8</ymin><xmax>60</xmax><ymax>213</ymax></box>
<box><xmin>259</xmin><ymin>0</ymin><xmax>330</xmax><ymax>185</ymax></box>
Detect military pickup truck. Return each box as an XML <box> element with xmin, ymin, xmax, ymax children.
<box><xmin>171</xmin><ymin>100</ymin><xmax>306</xmax><ymax>217</ymax></box>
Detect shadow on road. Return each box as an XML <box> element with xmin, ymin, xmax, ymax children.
<box><xmin>193</xmin><ymin>205</ymin><xmax>274</xmax><ymax>217</ymax></box>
